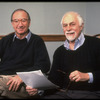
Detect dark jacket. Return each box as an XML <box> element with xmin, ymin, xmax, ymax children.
<box><xmin>0</xmin><ymin>32</ymin><xmax>50</xmax><ymax>75</ymax></box>
<box><xmin>48</xmin><ymin>35</ymin><xmax>100</xmax><ymax>91</ymax></box>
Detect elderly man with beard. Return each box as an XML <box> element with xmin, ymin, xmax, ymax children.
<box><xmin>39</xmin><ymin>11</ymin><xmax>100</xmax><ymax>99</ymax></box>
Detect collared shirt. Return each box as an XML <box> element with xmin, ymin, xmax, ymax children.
<box><xmin>64</xmin><ymin>32</ymin><xmax>85</xmax><ymax>50</ymax></box>
<box><xmin>64</xmin><ymin>32</ymin><xmax>93</xmax><ymax>83</ymax></box>
<box><xmin>13</xmin><ymin>31</ymin><xmax>31</xmax><ymax>42</ymax></box>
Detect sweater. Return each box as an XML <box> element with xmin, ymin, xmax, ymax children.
<box><xmin>0</xmin><ymin>32</ymin><xmax>50</xmax><ymax>75</ymax></box>
<box><xmin>49</xmin><ymin>35</ymin><xmax>100</xmax><ymax>91</ymax></box>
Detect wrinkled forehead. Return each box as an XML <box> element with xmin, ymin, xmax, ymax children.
<box><xmin>62</xmin><ymin>13</ymin><xmax>79</xmax><ymax>24</ymax></box>
<box><xmin>12</xmin><ymin>11</ymin><xmax>28</xmax><ymax>19</ymax></box>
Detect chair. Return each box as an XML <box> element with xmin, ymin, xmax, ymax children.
<box><xmin>93</xmin><ymin>34</ymin><xmax>100</xmax><ymax>39</ymax></box>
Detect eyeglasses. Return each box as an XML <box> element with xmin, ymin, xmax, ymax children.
<box><xmin>11</xmin><ymin>19</ymin><xmax>29</xmax><ymax>24</ymax></box>
<box><xmin>57</xmin><ymin>69</ymin><xmax>71</xmax><ymax>92</ymax></box>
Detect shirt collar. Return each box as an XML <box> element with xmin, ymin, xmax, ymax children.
<box><xmin>13</xmin><ymin>31</ymin><xmax>31</xmax><ymax>42</ymax></box>
<box><xmin>64</xmin><ymin>32</ymin><xmax>85</xmax><ymax>50</ymax></box>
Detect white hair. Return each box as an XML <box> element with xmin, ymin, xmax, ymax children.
<box><xmin>61</xmin><ymin>11</ymin><xmax>84</xmax><ymax>26</ymax></box>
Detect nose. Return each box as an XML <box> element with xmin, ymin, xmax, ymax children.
<box><xmin>18</xmin><ymin>21</ymin><xmax>23</xmax><ymax>26</ymax></box>
<box><xmin>67</xmin><ymin>25</ymin><xmax>71</xmax><ymax>31</ymax></box>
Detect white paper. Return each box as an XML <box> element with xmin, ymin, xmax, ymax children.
<box><xmin>17</xmin><ymin>70</ymin><xmax>58</xmax><ymax>90</ymax></box>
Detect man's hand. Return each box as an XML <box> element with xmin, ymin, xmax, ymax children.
<box><xmin>7</xmin><ymin>75</ymin><xmax>23</xmax><ymax>91</ymax></box>
<box><xmin>26</xmin><ymin>86</ymin><xmax>38</xmax><ymax>96</ymax></box>
<box><xmin>69</xmin><ymin>70</ymin><xmax>90</xmax><ymax>82</ymax></box>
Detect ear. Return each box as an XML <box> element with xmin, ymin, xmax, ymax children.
<box><xmin>28</xmin><ymin>20</ymin><xmax>31</xmax><ymax>27</ymax></box>
<box><xmin>11</xmin><ymin>22</ymin><xmax>14</xmax><ymax>28</ymax></box>
<box><xmin>80</xmin><ymin>23</ymin><xmax>84</xmax><ymax>30</ymax></box>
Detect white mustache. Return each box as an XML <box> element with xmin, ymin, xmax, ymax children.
<box><xmin>65</xmin><ymin>31</ymin><xmax>75</xmax><ymax>34</ymax></box>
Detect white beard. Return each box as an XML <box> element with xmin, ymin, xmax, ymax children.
<box><xmin>65</xmin><ymin>31</ymin><xmax>76</xmax><ymax>42</ymax></box>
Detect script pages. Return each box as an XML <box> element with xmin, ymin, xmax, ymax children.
<box><xmin>17</xmin><ymin>70</ymin><xmax>59</xmax><ymax>90</ymax></box>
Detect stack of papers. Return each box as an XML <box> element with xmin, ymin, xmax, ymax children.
<box><xmin>17</xmin><ymin>70</ymin><xmax>58</xmax><ymax>90</ymax></box>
